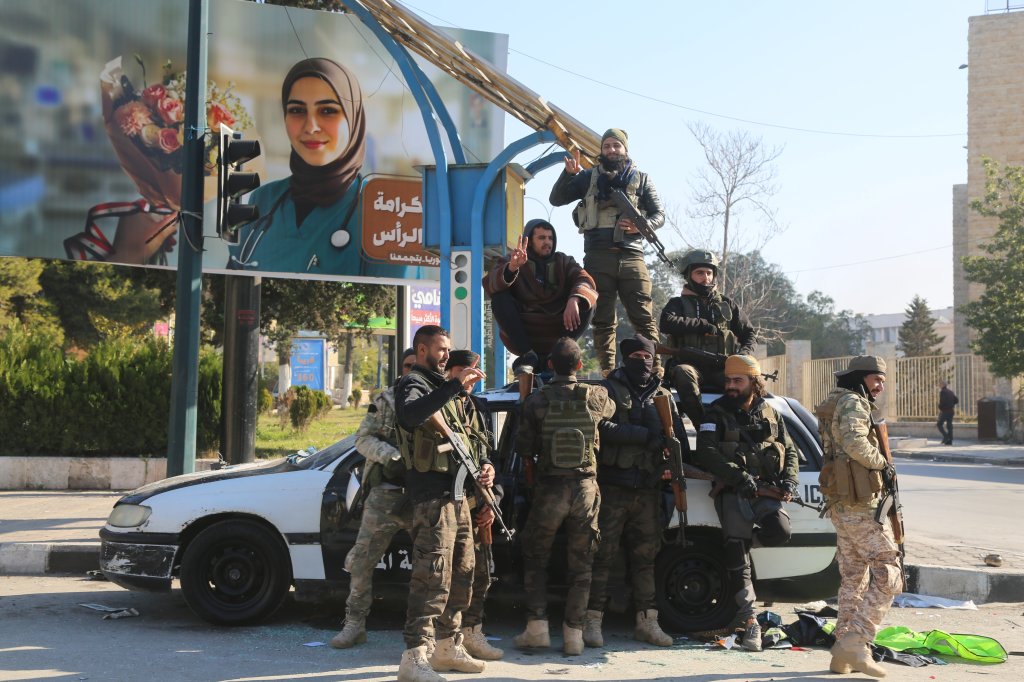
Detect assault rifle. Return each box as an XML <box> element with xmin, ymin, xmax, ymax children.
<box><xmin>428</xmin><ymin>411</ymin><xmax>515</xmax><ymax>542</ymax></box>
<box><xmin>655</xmin><ymin>343</ymin><xmax>727</xmax><ymax>370</ymax></box>
<box><xmin>610</xmin><ymin>189</ymin><xmax>674</xmax><ymax>267</ymax></box>
<box><xmin>871</xmin><ymin>418</ymin><xmax>906</xmax><ymax>576</ymax></box>
<box><xmin>338</xmin><ymin>461</ymin><xmax>374</xmax><ymax>527</ymax></box>
<box><xmin>653</xmin><ymin>393</ymin><xmax>687</xmax><ymax>545</ymax></box>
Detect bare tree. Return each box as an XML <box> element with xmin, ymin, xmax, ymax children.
<box><xmin>683</xmin><ymin>121</ymin><xmax>784</xmax><ymax>281</ymax></box>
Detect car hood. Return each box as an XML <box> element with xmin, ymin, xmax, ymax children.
<box><xmin>118</xmin><ymin>458</ymin><xmax>301</xmax><ymax>505</ymax></box>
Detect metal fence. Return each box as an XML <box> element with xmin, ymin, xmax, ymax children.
<box><xmin>801</xmin><ymin>354</ymin><xmax>998</xmax><ymax>422</ymax></box>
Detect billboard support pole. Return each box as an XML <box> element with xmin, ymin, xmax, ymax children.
<box><xmin>167</xmin><ymin>0</ymin><xmax>208</xmax><ymax>478</ymax></box>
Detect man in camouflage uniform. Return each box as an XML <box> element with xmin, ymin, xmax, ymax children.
<box><xmin>585</xmin><ymin>335</ymin><xmax>684</xmax><ymax>649</ymax></box>
<box><xmin>514</xmin><ymin>337</ymin><xmax>616</xmax><ymax>655</ymax></box>
<box><xmin>330</xmin><ymin>348</ymin><xmax>416</xmax><ymax>649</ymax></box>
<box><xmin>444</xmin><ymin>349</ymin><xmax>503</xmax><ymax>661</ymax></box>
<box><xmin>694</xmin><ymin>355</ymin><xmax>799</xmax><ymax>653</ymax></box>
<box><xmin>395</xmin><ymin>326</ymin><xmax>493</xmax><ymax>682</ymax></box>
<box><xmin>816</xmin><ymin>356</ymin><xmax>899</xmax><ymax>678</ymax></box>
<box><xmin>549</xmin><ymin>129</ymin><xmax>664</xmax><ymax>375</ymax></box>
<box><xmin>660</xmin><ymin>249</ymin><xmax>755</xmax><ymax>426</ymax></box>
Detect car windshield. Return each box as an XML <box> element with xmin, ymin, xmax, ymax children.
<box><xmin>289</xmin><ymin>435</ymin><xmax>356</xmax><ymax>470</ymax></box>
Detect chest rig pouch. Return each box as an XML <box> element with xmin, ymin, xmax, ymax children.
<box><xmin>575</xmin><ymin>168</ymin><xmax>642</xmax><ymax>231</ymax></box>
<box><xmin>670</xmin><ymin>295</ymin><xmax>736</xmax><ymax>356</ymax></box>
<box><xmin>720</xmin><ymin>406</ymin><xmax>782</xmax><ymax>479</ymax></box>
<box><xmin>397</xmin><ymin>398</ymin><xmax>470</xmax><ymax>474</ymax></box>
<box><xmin>540</xmin><ymin>383</ymin><xmax>597</xmax><ymax>469</ymax></box>
<box><xmin>815</xmin><ymin>394</ymin><xmax>883</xmax><ymax>503</ymax></box>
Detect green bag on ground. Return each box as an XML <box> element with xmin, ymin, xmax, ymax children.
<box><xmin>874</xmin><ymin>626</ymin><xmax>1007</xmax><ymax>664</ymax></box>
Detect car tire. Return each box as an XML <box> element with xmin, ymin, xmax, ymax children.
<box><xmin>654</xmin><ymin>538</ymin><xmax>736</xmax><ymax>632</ymax></box>
<box><xmin>179</xmin><ymin>519</ymin><xmax>291</xmax><ymax>625</ymax></box>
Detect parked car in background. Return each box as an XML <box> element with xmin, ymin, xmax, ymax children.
<box><xmin>99</xmin><ymin>384</ymin><xmax>837</xmax><ymax>629</ymax></box>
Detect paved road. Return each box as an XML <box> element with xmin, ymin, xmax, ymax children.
<box><xmin>0</xmin><ymin>576</ymin><xmax>1020</xmax><ymax>682</ymax></box>
<box><xmin>899</xmin><ymin>461</ymin><xmax>1024</xmax><ymax>568</ymax></box>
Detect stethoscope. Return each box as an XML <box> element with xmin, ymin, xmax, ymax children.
<box><xmin>228</xmin><ymin>186</ymin><xmax>355</xmax><ymax>270</ymax></box>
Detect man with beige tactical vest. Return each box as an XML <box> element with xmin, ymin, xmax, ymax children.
<box><xmin>694</xmin><ymin>355</ymin><xmax>799</xmax><ymax>653</ymax></box>
<box><xmin>549</xmin><ymin>129</ymin><xmax>664</xmax><ymax>375</ymax></box>
<box><xmin>444</xmin><ymin>349</ymin><xmax>504</xmax><ymax>662</ymax></box>
<box><xmin>514</xmin><ymin>336</ymin><xmax>616</xmax><ymax>655</ymax></box>
<box><xmin>660</xmin><ymin>249</ymin><xmax>755</xmax><ymax>426</ymax></box>
<box><xmin>585</xmin><ymin>335</ymin><xmax>684</xmax><ymax>649</ymax></box>
<box><xmin>394</xmin><ymin>326</ymin><xmax>493</xmax><ymax>682</ymax></box>
<box><xmin>330</xmin><ymin>347</ymin><xmax>416</xmax><ymax>650</ymax></box>
<box><xmin>815</xmin><ymin>356</ymin><xmax>900</xmax><ymax>678</ymax></box>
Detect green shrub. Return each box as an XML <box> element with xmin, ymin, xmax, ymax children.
<box><xmin>289</xmin><ymin>385</ymin><xmax>318</xmax><ymax>431</ymax></box>
<box><xmin>349</xmin><ymin>387</ymin><xmax>362</xmax><ymax>408</ymax></box>
<box><xmin>0</xmin><ymin>325</ymin><xmax>222</xmax><ymax>456</ymax></box>
<box><xmin>258</xmin><ymin>387</ymin><xmax>273</xmax><ymax>414</ymax></box>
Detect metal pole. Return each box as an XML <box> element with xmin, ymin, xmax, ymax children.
<box><xmin>167</xmin><ymin>0</ymin><xmax>208</xmax><ymax>477</ymax></box>
<box><xmin>221</xmin><ymin>275</ymin><xmax>261</xmax><ymax>465</ymax></box>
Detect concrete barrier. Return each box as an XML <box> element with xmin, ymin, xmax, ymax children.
<box><xmin>0</xmin><ymin>457</ymin><xmax>208</xmax><ymax>491</ymax></box>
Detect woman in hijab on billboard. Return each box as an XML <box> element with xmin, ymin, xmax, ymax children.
<box><xmin>228</xmin><ymin>57</ymin><xmax>404</xmax><ymax>278</ymax></box>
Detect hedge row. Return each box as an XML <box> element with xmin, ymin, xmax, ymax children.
<box><xmin>0</xmin><ymin>326</ymin><xmax>221</xmax><ymax>456</ymax></box>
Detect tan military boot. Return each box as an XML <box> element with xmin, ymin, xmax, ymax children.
<box><xmin>583</xmin><ymin>609</ymin><xmax>604</xmax><ymax>647</ymax></box>
<box><xmin>328</xmin><ymin>616</ymin><xmax>366</xmax><ymax>649</ymax></box>
<box><xmin>829</xmin><ymin>636</ymin><xmax>856</xmax><ymax>674</ymax></box>
<box><xmin>397</xmin><ymin>646</ymin><xmax>447</xmax><ymax>682</ymax></box>
<box><xmin>635</xmin><ymin>609</ymin><xmax>673</xmax><ymax>647</ymax></box>
<box><xmin>513</xmin><ymin>619</ymin><xmax>550</xmax><ymax>648</ymax></box>
<box><xmin>562</xmin><ymin>623</ymin><xmax>584</xmax><ymax>655</ymax></box>
<box><xmin>848</xmin><ymin>638</ymin><xmax>887</xmax><ymax>678</ymax></box>
<box><xmin>429</xmin><ymin>633</ymin><xmax>486</xmax><ymax>673</ymax></box>
<box><xmin>460</xmin><ymin>624</ymin><xmax>503</xmax><ymax>660</ymax></box>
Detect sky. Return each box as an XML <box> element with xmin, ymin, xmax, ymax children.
<box><xmin>398</xmin><ymin>0</ymin><xmax>984</xmax><ymax>317</ymax></box>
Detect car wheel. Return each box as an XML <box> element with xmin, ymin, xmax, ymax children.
<box><xmin>179</xmin><ymin>519</ymin><xmax>291</xmax><ymax>625</ymax></box>
<box><xmin>654</xmin><ymin>538</ymin><xmax>736</xmax><ymax>632</ymax></box>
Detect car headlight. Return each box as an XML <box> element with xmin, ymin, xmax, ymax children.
<box><xmin>107</xmin><ymin>504</ymin><xmax>152</xmax><ymax>528</ymax></box>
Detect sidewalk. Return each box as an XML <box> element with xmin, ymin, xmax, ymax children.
<box><xmin>2</xmin><ymin>444</ymin><xmax>1024</xmax><ymax>603</ymax></box>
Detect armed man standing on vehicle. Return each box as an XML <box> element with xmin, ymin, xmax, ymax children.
<box><xmin>394</xmin><ymin>326</ymin><xmax>493</xmax><ymax>682</ymax></box>
<box><xmin>816</xmin><ymin>356</ymin><xmax>900</xmax><ymax>678</ymax></box>
<box><xmin>584</xmin><ymin>335</ymin><xmax>683</xmax><ymax>649</ymax></box>
<box><xmin>444</xmin><ymin>349</ymin><xmax>504</xmax><ymax>662</ymax></box>
<box><xmin>660</xmin><ymin>249</ymin><xmax>755</xmax><ymax>426</ymax></box>
<box><xmin>330</xmin><ymin>348</ymin><xmax>417</xmax><ymax>650</ymax></box>
<box><xmin>549</xmin><ymin>130</ymin><xmax>664</xmax><ymax>375</ymax></box>
<box><xmin>694</xmin><ymin>354</ymin><xmax>799</xmax><ymax>653</ymax></box>
<box><xmin>514</xmin><ymin>337</ymin><xmax>616</xmax><ymax>655</ymax></box>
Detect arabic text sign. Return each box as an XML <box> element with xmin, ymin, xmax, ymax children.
<box><xmin>409</xmin><ymin>285</ymin><xmax>441</xmax><ymax>336</ymax></box>
<box><xmin>361</xmin><ymin>176</ymin><xmax>440</xmax><ymax>268</ymax></box>
<box><xmin>290</xmin><ymin>338</ymin><xmax>326</xmax><ymax>391</ymax></box>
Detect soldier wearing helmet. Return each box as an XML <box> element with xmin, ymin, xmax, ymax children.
<box><xmin>815</xmin><ymin>356</ymin><xmax>898</xmax><ymax>678</ymax></box>
<box><xmin>659</xmin><ymin>249</ymin><xmax>755</xmax><ymax>425</ymax></box>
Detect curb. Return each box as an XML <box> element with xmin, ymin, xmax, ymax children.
<box><xmin>0</xmin><ymin>542</ymin><xmax>99</xmax><ymax>576</ymax></box>
<box><xmin>4</xmin><ymin>542</ymin><xmax>1024</xmax><ymax>605</ymax></box>
<box><xmin>893</xmin><ymin>450</ymin><xmax>1024</xmax><ymax>467</ymax></box>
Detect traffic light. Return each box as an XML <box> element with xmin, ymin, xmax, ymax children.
<box><xmin>217</xmin><ymin>123</ymin><xmax>261</xmax><ymax>243</ymax></box>
<box><xmin>448</xmin><ymin>249</ymin><xmax>474</xmax><ymax>350</ymax></box>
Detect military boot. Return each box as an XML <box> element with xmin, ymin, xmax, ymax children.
<box><xmin>829</xmin><ymin>636</ymin><xmax>856</xmax><ymax>674</ymax></box>
<box><xmin>582</xmin><ymin>610</ymin><xmax>604</xmax><ymax>647</ymax></box>
<box><xmin>847</xmin><ymin>637</ymin><xmax>887</xmax><ymax>678</ymax></box>
<box><xmin>562</xmin><ymin>623</ymin><xmax>584</xmax><ymax>655</ymax></box>
<box><xmin>328</xmin><ymin>616</ymin><xmax>366</xmax><ymax>649</ymax></box>
<box><xmin>739</xmin><ymin>617</ymin><xmax>762</xmax><ymax>652</ymax></box>
<box><xmin>513</xmin><ymin>619</ymin><xmax>550</xmax><ymax>648</ymax></box>
<box><xmin>397</xmin><ymin>646</ymin><xmax>447</xmax><ymax>682</ymax></box>
<box><xmin>460</xmin><ymin>624</ymin><xmax>503</xmax><ymax>660</ymax></box>
<box><xmin>429</xmin><ymin>633</ymin><xmax>486</xmax><ymax>673</ymax></box>
<box><xmin>635</xmin><ymin>609</ymin><xmax>673</xmax><ymax>647</ymax></box>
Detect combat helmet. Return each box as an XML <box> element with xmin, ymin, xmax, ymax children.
<box><xmin>679</xmin><ymin>249</ymin><xmax>720</xmax><ymax>277</ymax></box>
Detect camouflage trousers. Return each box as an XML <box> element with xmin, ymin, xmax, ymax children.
<box><xmin>403</xmin><ymin>497</ymin><xmax>475</xmax><ymax>649</ymax></box>
<box><xmin>343</xmin><ymin>486</ymin><xmax>413</xmax><ymax>620</ymax></box>
<box><xmin>584</xmin><ymin>250</ymin><xmax>659</xmax><ymax>373</ymax></box>
<box><xmin>522</xmin><ymin>475</ymin><xmax>601</xmax><ymax>628</ymax></box>
<box><xmin>462</xmin><ymin>519</ymin><xmax>494</xmax><ymax>629</ymax></box>
<box><xmin>588</xmin><ymin>484</ymin><xmax>662</xmax><ymax>613</ymax></box>
<box><xmin>830</xmin><ymin>508</ymin><xmax>903</xmax><ymax>644</ymax></box>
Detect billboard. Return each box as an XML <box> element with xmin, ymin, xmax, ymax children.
<box><xmin>290</xmin><ymin>338</ymin><xmax>326</xmax><ymax>391</ymax></box>
<box><xmin>0</xmin><ymin>0</ymin><xmax>506</xmax><ymax>284</ymax></box>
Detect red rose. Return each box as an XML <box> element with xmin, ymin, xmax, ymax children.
<box><xmin>206</xmin><ymin>101</ymin><xmax>235</xmax><ymax>129</ymax></box>
<box><xmin>115</xmin><ymin>101</ymin><xmax>154</xmax><ymax>137</ymax></box>
<box><xmin>158</xmin><ymin>127</ymin><xmax>182</xmax><ymax>153</ymax></box>
<box><xmin>142</xmin><ymin>83</ymin><xmax>167</xmax><ymax>111</ymax></box>
<box><xmin>157</xmin><ymin>96</ymin><xmax>184</xmax><ymax>126</ymax></box>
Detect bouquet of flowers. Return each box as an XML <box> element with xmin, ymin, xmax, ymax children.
<box><xmin>100</xmin><ymin>55</ymin><xmax>254</xmax><ymax>210</ymax></box>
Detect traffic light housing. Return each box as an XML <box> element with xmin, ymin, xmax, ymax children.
<box><xmin>217</xmin><ymin>123</ymin><xmax>261</xmax><ymax>243</ymax></box>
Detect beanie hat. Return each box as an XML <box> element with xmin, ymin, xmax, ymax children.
<box><xmin>724</xmin><ymin>354</ymin><xmax>761</xmax><ymax>377</ymax></box>
<box><xmin>447</xmin><ymin>349</ymin><xmax>480</xmax><ymax>369</ymax></box>
<box><xmin>602</xmin><ymin>128</ymin><xmax>629</xmax><ymax>152</ymax></box>
<box><xmin>619</xmin><ymin>334</ymin><xmax>656</xmax><ymax>358</ymax></box>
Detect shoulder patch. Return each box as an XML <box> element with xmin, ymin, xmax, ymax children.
<box><xmin>699</xmin><ymin>422</ymin><xmax>717</xmax><ymax>432</ymax></box>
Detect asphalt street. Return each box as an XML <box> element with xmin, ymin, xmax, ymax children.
<box><xmin>0</xmin><ymin>575</ymin><xmax>1021</xmax><ymax>682</ymax></box>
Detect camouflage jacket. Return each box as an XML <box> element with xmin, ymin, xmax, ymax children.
<box><xmin>354</xmin><ymin>387</ymin><xmax>401</xmax><ymax>465</ymax></box>
<box><xmin>818</xmin><ymin>388</ymin><xmax>886</xmax><ymax>472</ymax></box>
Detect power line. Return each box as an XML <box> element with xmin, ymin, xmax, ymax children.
<box><xmin>784</xmin><ymin>237</ymin><xmax>987</xmax><ymax>274</ymax></box>
<box><xmin>404</xmin><ymin>2</ymin><xmax>965</xmax><ymax>140</ymax></box>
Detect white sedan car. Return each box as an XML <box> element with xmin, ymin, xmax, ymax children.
<box><xmin>100</xmin><ymin>387</ymin><xmax>838</xmax><ymax>629</ymax></box>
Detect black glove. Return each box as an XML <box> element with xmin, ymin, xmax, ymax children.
<box><xmin>646</xmin><ymin>433</ymin><xmax>667</xmax><ymax>454</ymax></box>
<box><xmin>881</xmin><ymin>463</ymin><xmax>896</xmax><ymax>487</ymax></box>
<box><xmin>737</xmin><ymin>472</ymin><xmax>759</xmax><ymax>499</ymax></box>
